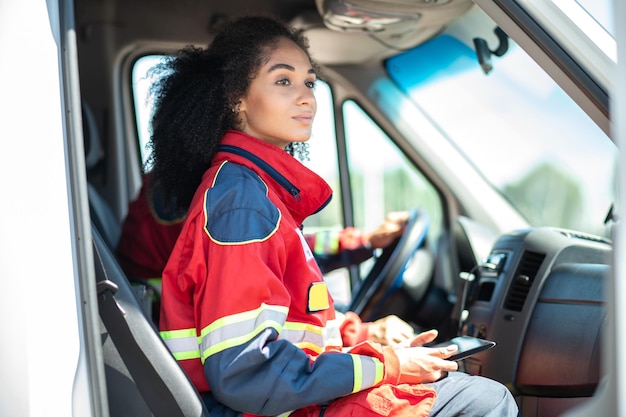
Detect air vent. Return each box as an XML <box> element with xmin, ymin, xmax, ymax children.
<box><xmin>503</xmin><ymin>251</ymin><xmax>545</xmax><ymax>311</ymax></box>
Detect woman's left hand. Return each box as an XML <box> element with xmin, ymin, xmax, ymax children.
<box><xmin>367</xmin><ymin>314</ymin><xmax>417</xmax><ymax>346</ymax></box>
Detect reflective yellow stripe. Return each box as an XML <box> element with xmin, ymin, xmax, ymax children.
<box><xmin>374</xmin><ymin>358</ymin><xmax>384</xmax><ymax>385</ymax></box>
<box><xmin>146</xmin><ymin>278</ymin><xmax>162</xmax><ymax>287</ymax></box>
<box><xmin>353</xmin><ymin>355</ymin><xmax>364</xmax><ymax>392</ymax></box>
<box><xmin>160</xmin><ymin>328</ymin><xmax>200</xmax><ymax>360</ymax></box>
<box><xmin>313</xmin><ymin>230</ymin><xmax>340</xmax><ymax>255</ymax></box>
<box><xmin>199</xmin><ymin>304</ymin><xmax>288</xmax><ymax>361</ymax></box>
<box><xmin>160</xmin><ymin>328</ymin><xmax>196</xmax><ymax>339</ymax></box>
<box><xmin>283</xmin><ymin>321</ymin><xmax>324</xmax><ymax>333</ymax></box>
<box><xmin>327</xmin><ymin>233</ymin><xmax>340</xmax><ymax>254</ymax></box>
<box><xmin>173</xmin><ymin>350</ymin><xmax>201</xmax><ymax>360</ymax></box>
<box><xmin>313</xmin><ymin>232</ymin><xmax>326</xmax><ymax>254</ymax></box>
<box><xmin>280</xmin><ymin>321</ymin><xmax>325</xmax><ymax>353</ymax></box>
<box><xmin>350</xmin><ymin>354</ymin><xmax>385</xmax><ymax>393</ymax></box>
<box><xmin>293</xmin><ymin>341</ymin><xmax>323</xmax><ymax>354</ymax></box>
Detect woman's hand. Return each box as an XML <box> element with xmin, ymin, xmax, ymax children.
<box><xmin>368</xmin><ymin>315</ymin><xmax>415</xmax><ymax>346</ymax></box>
<box><xmin>394</xmin><ymin>343</ymin><xmax>459</xmax><ymax>384</ymax></box>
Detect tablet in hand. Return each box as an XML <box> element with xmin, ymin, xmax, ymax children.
<box><xmin>431</xmin><ymin>336</ymin><xmax>496</xmax><ymax>361</ymax></box>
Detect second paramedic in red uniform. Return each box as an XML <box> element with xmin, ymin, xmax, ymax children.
<box><xmin>150</xmin><ymin>15</ymin><xmax>519</xmax><ymax>417</ymax></box>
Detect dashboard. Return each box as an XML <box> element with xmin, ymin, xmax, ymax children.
<box><xmin>459</xmin><ymin>227</ymin><xmax>611</xmax><ymax>412</ymax></box>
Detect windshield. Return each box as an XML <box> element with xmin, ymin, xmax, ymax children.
<box><xmin>384</xmin><ymin>34</ymin><xmax>616</xmax><ymax>237</ymax></box>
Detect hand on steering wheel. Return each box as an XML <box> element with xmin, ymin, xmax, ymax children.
<box><xmin>363</xmin><ymin>211</ymin><xmax>411</xmax><ymax>249</ymax></box>
<box><xmin>349</xmin><ymin>208</ymin><xmax>430</xmax><ymax>321</ymax></box>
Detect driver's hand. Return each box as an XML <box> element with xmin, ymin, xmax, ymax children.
<box><xmin>363</xmin><ymin>211</ymin><xmax>410</xmax><ymax>249</ymax></box>
<box><xmin>367</xmin><ymin>314</ymin><xmax>416</xmax><ymax>346</ymax></box>
<box><xmin>395</xmin><ymin>344</ymin><xmax>459</xmax><ymax>384</ymax></box>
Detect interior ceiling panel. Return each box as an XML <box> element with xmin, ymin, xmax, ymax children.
<box><xmin>74</xmin><ymin>0</ymin><xmax>473</xmax><ymax>65</ymax></box>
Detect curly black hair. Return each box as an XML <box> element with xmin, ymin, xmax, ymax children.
<box><xmin>147</xmin><ymin>15</ymin><xmax>317</xmax><ymax>212</ymax></box>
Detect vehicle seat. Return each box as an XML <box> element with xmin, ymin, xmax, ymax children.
<box><xmin>83</xmin><ymin>101</ymin><xmax>121</xmax><ymax>250</ymax></box>
<box><xmin>82</xmin><ymin>100</ymin><xmax>159</xmax><ymax>319</ymax></box>
<box><xmin>92</xmin><ymin>223</ymin><xmax>210</xmax><ymax>417</ymax></box>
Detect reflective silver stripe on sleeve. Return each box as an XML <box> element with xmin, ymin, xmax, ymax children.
<box><xmin>163</xmin><ymin>335</ymin><xmax>199</xmax><ymax>354</ymax></box>
<box><xmin>279</xmin><ymin>322</ymin><xmax>325</xmax><ymax>353</ymax></box>
<box><xmin>160</xmin><ymin>328</ymin><xmax>200</xmax><ymax>360</ymax></box>
<box><xmin>323</xmin><ymin>316</ymin><xmax>344</xmax><ymax>348</ymax></box>
<box><xmin>350</xmin><ymin>354</ymin><xmax>384</xmax><ymax>393</ymax></box>
<box><xmin>199</xmin><ymin>304</ymin><xmax>288</xmax><ymax>360</ymax></box>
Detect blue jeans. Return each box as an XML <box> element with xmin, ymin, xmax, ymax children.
<box><xmin>426</xmin><ymin>372</ymin><xmax>519</xmax><ymax>416</ymax></box>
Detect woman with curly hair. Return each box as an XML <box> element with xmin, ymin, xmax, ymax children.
<box><xmin>153</xmin><ymin>14</ymin><xmax>518</xmax><ymax>417</ymax></box>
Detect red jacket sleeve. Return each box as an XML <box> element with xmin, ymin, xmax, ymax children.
<box><xmin>339</xmin><ymin>311</ymin><xmax>371</xmax><ymax>347</ymax></box>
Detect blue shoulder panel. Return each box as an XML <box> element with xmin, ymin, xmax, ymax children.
<box><xmin>204</xmin><ymin>162</ymin><xmax>280</xmax><ymax>244</ymax></box>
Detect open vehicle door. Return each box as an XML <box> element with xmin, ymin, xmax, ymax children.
<box><xmin>0</xmin><ymin>1</ymin><xmax>107</xmax><ymax>416</ymax></box>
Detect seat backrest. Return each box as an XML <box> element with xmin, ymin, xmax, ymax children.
<box><xmin>92</xmin><ymin>224</ymin><xmax>210</xmax><ymax>417</ymax></box>
<box><xmin>83</xmin><ymin>101</ymin><xmax>121</xmax><ymax>250</ymax></box>
<box><xmin>88</xmin><ymin>183</ymin><xmax>121</xmax><ymax>249</ymax></box>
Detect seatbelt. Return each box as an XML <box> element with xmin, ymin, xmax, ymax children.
<box><xmin>93</xmin><ymin>241</ymin><xmax>185</xmax><ymax>417</ymax></box>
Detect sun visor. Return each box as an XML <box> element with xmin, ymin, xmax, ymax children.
<box><xmin>315</xmin><ymin>0</ymin><xmax>451</xmax><ymax>32</ymax></box>
<box><xmin>316</xmin><ymin>0</ymin><xmax>420</xmax><ymax>32</ymax></box>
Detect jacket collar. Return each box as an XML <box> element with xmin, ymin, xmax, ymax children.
<box><xmin>210</xmin><ymin>130</ymin><xmax>333</xmax><ymax>224</ymax></box>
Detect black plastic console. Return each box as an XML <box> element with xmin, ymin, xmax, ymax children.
<box><xmin>459</xmin><ymin>228</ymin><xmax>611</xmax><ymax>416</ymax></box>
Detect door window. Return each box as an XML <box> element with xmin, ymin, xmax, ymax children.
<box><xmin>132</xmin><ymin>55</ymin><xmax>164</xmax><ymax>167</ymax></box>
<box><xmin>342</xmin><ymin>101</ymin><xmax>443</xmax><ymax>284</ymax></box>
<box><xmin>343</xmin><ymin>100</ymin><xmax>442</xmax><ymax>239</ymax></box>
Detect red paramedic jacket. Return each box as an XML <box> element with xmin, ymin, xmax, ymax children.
<box><xmin>159</xmin><ymin>131</ymin><xmax>435</xmax><ymax>417</ymax></box>
<box><xmin>116</xmin><ymin>178</ymin><xmax>372</xmax><ymax>281</ymax></box>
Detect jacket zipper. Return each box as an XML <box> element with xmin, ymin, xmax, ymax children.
<box><xmin>218</xmin><ymin>145</ymin><xmax>301</xmax><ymax>201</ymax></box>
<box><xmin>318</xmin><ymin>405</ymin><xmax>327</xmax><ymax>417</ymax></box>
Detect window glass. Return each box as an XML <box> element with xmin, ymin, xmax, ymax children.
<box><xmin>299</xmin><ymin>83</ymin><xmax>350</xmax><ymax>306</ymax></box>
<box><xmin>385</xmin><ymin>34</ymin><xmax>616</xmax><ymax>237</ymax></box>
<box><xmin>300</xmin><ymin>82</ymin><xmax>342</xmax><ymax>232</ymax></box>
<box><xmin>343</xmin><ymin>100</ymin><xmax>443</xmax><ymax>251</ymax></box>
<box><xmin>132</xmin><ymin>55</ymin><xmax>164</xmax><ymax>167</ymax></box>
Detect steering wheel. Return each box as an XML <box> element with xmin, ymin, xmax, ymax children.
<box><xmin>348</xmin><ymin>208</ymin><xmax>430</xmax><ymax>321</ymax></box>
